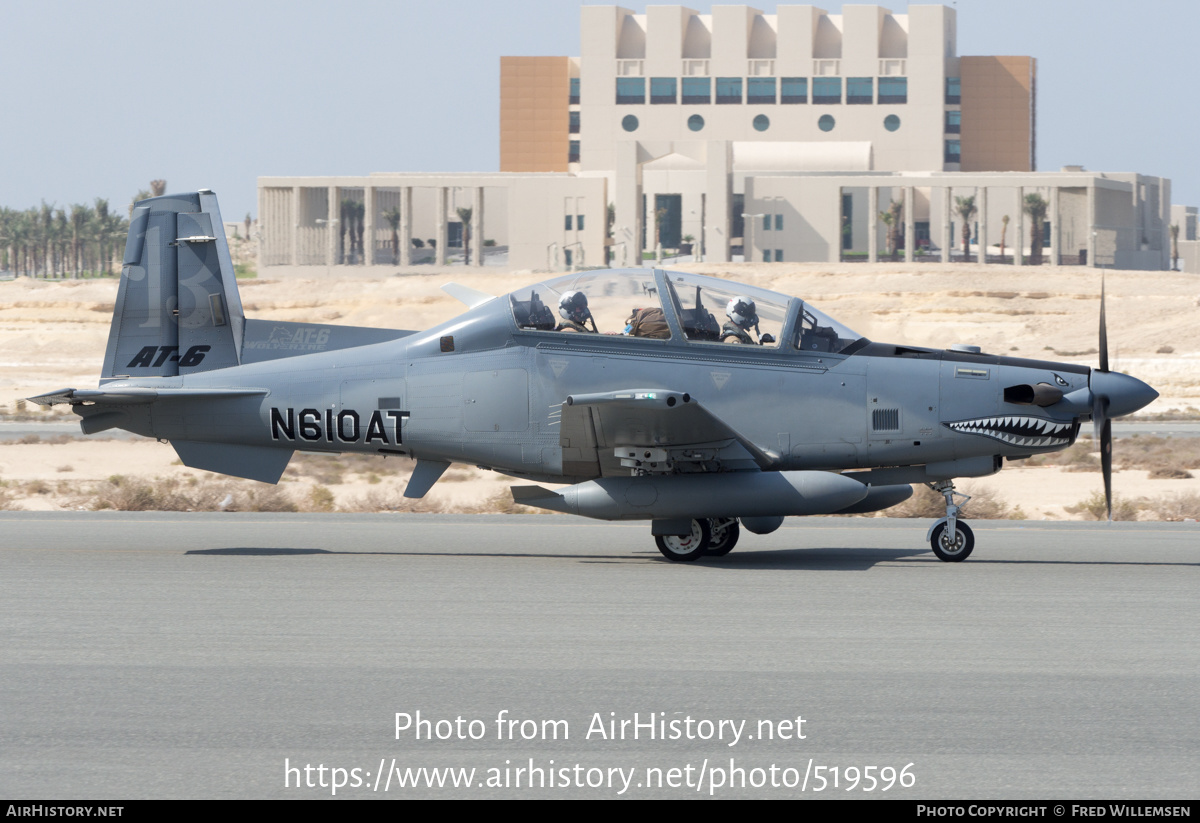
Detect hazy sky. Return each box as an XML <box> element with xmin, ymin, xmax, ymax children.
<box><xmin>2</xmin><ymin>0</ymin><xmax>1196</xmax><ymax>222</ymax></box>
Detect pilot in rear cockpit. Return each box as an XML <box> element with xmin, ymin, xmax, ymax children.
<box><xmin>721</xmin><ymin>296</ymin><xmax>776</xmax><ymax>345</ymax></box>
<box><xmin>556</xmin><ymin>291</ymin><xmax>598</xmax><ymax>333</ymax></box>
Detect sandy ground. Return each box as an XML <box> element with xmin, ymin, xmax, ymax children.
<box><xmin>2</xmin><ymin>262</ymin><xmax>1198</xmax><ymax>519</ymax></box>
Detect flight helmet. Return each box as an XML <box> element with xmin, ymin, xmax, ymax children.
<box><xmin>725</xmin><ymin>296</ymin><xmax>758</xmax><ymax>330</ymax></box>
<box><xmin>559</xmin><ymin>291</ymin><xmax>591</xmax><ymax>324</ymax></box>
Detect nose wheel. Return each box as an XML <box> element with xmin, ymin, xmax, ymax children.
<box><xmin>927</xmin><ymin>481</ymin><xmax>974</xmax><ymax>562</ymax></box>
<box><xmin>930</xmin><ymin>520</ymin><xmax>974</xmax><ymax>561</ymax></box>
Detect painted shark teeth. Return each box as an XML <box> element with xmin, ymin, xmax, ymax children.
<box><xmin>944</xmin><ymin>415</ymin><xmax>1074</xmax><ymax>448</ymax></box>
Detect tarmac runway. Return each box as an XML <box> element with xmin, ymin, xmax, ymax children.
<box><xmin>2</xmin><ymin>512</ymin><xmax>1198</xmax><ymax>800</ymax></box>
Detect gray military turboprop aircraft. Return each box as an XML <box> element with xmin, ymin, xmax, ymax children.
<box><xmin>32</xmin><ymin>191</ymin><xmax>1158</xmax><ymax>561</ymax></box>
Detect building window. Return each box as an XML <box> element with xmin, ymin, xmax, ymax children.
<box><xmin>650</xmin><ymin>77</ymin><xmax>677</xmax><ymax>104</ymax></box>
<box><xmin>781</xmin><ymin>77</ymin><xmax>807</xmax><ymax>104</ymax></box>
<box><xmin>774</xmin><ymin>214</ymin><xmax>783</xmax><ymax>230</ymax></box>
<box><xmin>762</xmin><ymin>249</ymin><xmax>771</xmax><ymax>262</ymax></box>
<box><xmin>775</xmin><ymin>249</ymin><xmax>783</xmax><ymax>262</ymax></box>
<box><xmin>621</xmin><ymin>114</ymin><xmax>639</xmax><ymax>132</ymax></box>
<box><xmin>747</xmin><ymin>77</ymin><xmax>776</xmax><ymax>104</ymax></box>
<box><xmin>569</xmin><ymin>111</ymin><xmax>580</xmax><ymax>134</ymax></box>
<box><xmin>945</xmin><ymin>110</ymin><xmax>961</xmax><ymax>134</ymax></box>
<box><xmin>878</xmin><ymin>76</ymin><xmax>907</xmax><ymax>104</ymax></box>
<box><xmin>616</xmin><ymin>78</ymin><xmax>645</xmax><ymax>104</ymax></box>
<box><xmin>847</xmin><ymin>77</ymin><xmax>873</xmax><ymax>104</ymax></box>
<box><xmin>564</xmin><ymin>215</ymin><xmax>573</xmax><ymax>231</ymax></box>
<box><xmin>884</xmin><ymin>114</ymin><xmax>901</xmax><ymax>132</ymax></box>
<box><xmin>682</xmin><ymin>77</ymin><xmax>710</xmax><ymax>104</ymax></box>
<box><xmin>752</xmin><ymin>114</ymin><xmax>770</xmax><ymax>132</ymax></box>
<box><xmin>945</xmin><ymin>77</ymin><xmax>961</xmax><ymax>104</ymax></box>
<box><xmin>715</xmin><ymin>77</ymin><xmax>742</xmax><ymax>104</ymax></box>
<box><xmin>687</xmin><ymin>114</ymin><xmax>705</xmax><ymax>132</ymax></box>
<box><xmin>577</xmin><ymin>215</ymin><xmax>585</xmax><ymax>231</ymax></box>
<box><xmin>944</xmin><ymin>139</ymin><xmax>961</xmax><ymax>164</ymax></box>
<box><xmin>812</xmin><ymin>77</ymin><xmax>841</xmax><ymax>105</ymax></box>
<box><xmin>818</xmin><ymin>114</ymin><xmax>836</xmax><ymax>132</ymax></box>
<box><xmin>569</xmin><ymin>78</ymin><xmax>580</xmax><ymax>105</ymax></box>
<box><xmin>763</xmin><ymin>215</ymin><xmax>771</xmax><ymax>232</ymax></box>
<box><xmin>568</xmin><ymin>140</ymin><xmax>580</xmax><ymax>163</ymax></box>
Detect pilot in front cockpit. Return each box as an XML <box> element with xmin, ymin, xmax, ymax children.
<box><xmin>556</xmin><ymin>291</ymin><xmax>598</xmax><ymax>333</ymax></box>
<box><xmin>720</xmin><ymin>296</ymin><xmax>776</xmax><ymax>345</ymax></box>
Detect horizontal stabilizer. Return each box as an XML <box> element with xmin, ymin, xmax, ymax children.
<box><xmin>28</xmin><ymin>387</ymin><xmax>269</xmax><ymax>407</ymax></box>
<box><xmin>442</xmin><ymin>282</ymin><xmax>496</xmax><ymax>309</ymax></box>
<box><xmin>172</xmin><ymin>440</ymin><xmax>293</xmax><ymax>484</ymax></box>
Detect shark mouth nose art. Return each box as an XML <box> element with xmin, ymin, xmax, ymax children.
<box><xmin>944</xmin><ymin>415</ymin><xmax>1075</xmax><ymax>448</ymax></box>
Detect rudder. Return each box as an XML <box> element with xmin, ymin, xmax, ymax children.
<box><xmin>103</xmin><ymin>190</ymin><xmax>245</xmax><ymax>380</ymax></box>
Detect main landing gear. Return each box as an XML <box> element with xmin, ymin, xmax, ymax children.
<box><xmin>927</xmin><ymin>481</ymin><xmax>974</xmax><ymax>562</ymax></box>
<box><xmin>654</xmin><ymin>517</ymin><xmax>742</xmax><ymax>562</ymax></box>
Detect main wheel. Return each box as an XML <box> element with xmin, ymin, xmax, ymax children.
<box><xmin>655</xmin><ymin>519</ymin><xmax>712</xmax><ymax>562</ymax></box>
<box><xmin>930</xmin><ymin>521</ymin><xmax>974</xmax><ymax>562</ymax></box>
<box><xmin>706</xmin><ymin>518</ymin><xmax>740</xmax><ymax>556</ymax></box>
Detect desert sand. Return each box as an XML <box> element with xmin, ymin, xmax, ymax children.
<box><xmin>2</xmin><ymin>262</ymin><xmax>1197</xmax><ymax>519</ymax></box>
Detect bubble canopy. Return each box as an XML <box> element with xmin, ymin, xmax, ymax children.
<box><xmin>508</xmin><ymin>269</ymin><xmax>865</xmax><ymax>355</ymax></box>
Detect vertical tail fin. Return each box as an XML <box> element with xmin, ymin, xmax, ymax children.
<box><xmin>102</xmin><ymin>190</ymin><xmax>246</xmax><ymax>380</ymax></box>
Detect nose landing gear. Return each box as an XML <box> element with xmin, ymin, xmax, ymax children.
<box><xmin>926</xmin><ymin>481</ymin><xmax>974</xmax><ymax>562</ymax></box>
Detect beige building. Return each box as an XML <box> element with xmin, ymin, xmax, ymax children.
<box><xmin>259</xmin><ymin>4</ymin><xmax>1171</xmax><ymax>274</ymax></box>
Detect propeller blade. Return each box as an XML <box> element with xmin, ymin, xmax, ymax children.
<box><xmin>1098</xmin><ymin>272</ymin><xmax>1109</xmax><ymax>373</ymax></box>
<box><xmin>1092</xmin><ymin>394</ymin><xmax>1112</xmax><ymax>521</ymax></box>
<box><xmin>1100</xmin><ymin>415</ymin><xmax>1113</xmax><ymax>522</ymax></box>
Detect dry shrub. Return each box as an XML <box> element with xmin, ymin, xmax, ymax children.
<box><xmin>82</xmin><ymin>474</ymin><xmax>297</xmax><ymax>512</ymax></box>
<box><xmin>234</xmin><ymin>486</ymin><xmax>298</xmax><ymax>512</ymax></box>
<box><xmin>340</xmin><ymin>487</ymin><xmax>450</xmax><ymax>513</ymax></box>
<box><xmin>885</xmin><ymin>483</ymin><xmax>1022</xmax><ymax>520</ymax></box>
<box><xmin>1149</xmin><ymin>466</ymin><xmax>1193</xmax><ymax>480</ymax></box>
<box><xmin>1157</xmin><ymin>345</ymin><xmax>1175</xmax><ymax>354</ymax></box>
<box><xmin>88</xmin><ymin>475</ymin><xmax>226</xmax><ymax>511</ymax></box>
<box><xmin>56</xmin><ymin>465</ymin><xmax>73</xmax><ymax>473</ymax></box>
<box><xmin>0</xmin><ymin>487</ymin><xmax>17</xmax><ymax>511</ymax></box>
<box><xmin>307</xmin><ymin>485</ymin><xmax>336</xmax><ymax>512</ymax></box>
<box><xmin>439</xmin><ymin>467</ymin><xmax>475</xmax><ymax>483</ymax></box>
<box><xmin>1065</xmin><ymin>491</ymin><xmax>1146</xmax><ymax>521</ymax></box>
<box><xmin>1150</xmin><ymin>492</ymin><xmax>1200</xmax><ymax>521</ymax></box>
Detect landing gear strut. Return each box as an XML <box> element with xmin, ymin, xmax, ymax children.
<box><xmin>706</xmin><ymin>518</ymin><xmax>740</xmax><ymax>556</ymax></box>
<box><xmin>927</xmin><ymin>481</ymin><xmax>974</xmax><ymax>562</ymax></box>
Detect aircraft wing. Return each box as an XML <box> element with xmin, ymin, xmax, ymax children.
<box><xmin>555</xmin><ymin>388</ymin><xmax>777</xmax><ymax>477</ymax></box>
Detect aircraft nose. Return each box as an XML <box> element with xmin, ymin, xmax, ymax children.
<box><xmin>1090</xmin><ymin>370</ymin><xmax>1158</xmax><ymax>418</ymax></box>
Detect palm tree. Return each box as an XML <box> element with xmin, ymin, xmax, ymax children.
<box><xmin>999</xmin><ymin>214</ymin><xmax>1010</xmax><ymax>263</ymax></box>
<box><xmin>70</xmin><ymin>204</ymin><xmax>91</xmax><ymax>278</ymax></box>
<box><xmin>40</xmin><ymin>202</ymin><xmax>55</xmax><ymax>277</ymax></box>
<box><xmin>456</xmin><ymin>206</ymin><xmax>473</xmax><ymax>265</ymax></box>
<box><xmin>879</xmin><ymin>199</ymin><xmax>903</xmax><ymax>260</ymax></box>
<box><xmin>384</xmin><ymin>207</ymin><xmax>402</xmax><ymax>264</ymax></box>
<box><xmin>954</xmin><ymin>195</ymin><xmax>977</xmax><ymax>261</ymax></box>
<box><xmin>1023</xmin><ymin>193</ymin><xmax>1048</xmax><ymax>265</ymax></box>
<box><xmin>150</xmin><ymin>180</ymin><xmax>167</xmax><ymax>197</ymax></box>
<box><xmin>94</xmin><ymin>199</ymin><xmax>111</xmax><ymax>276</ymax></box>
